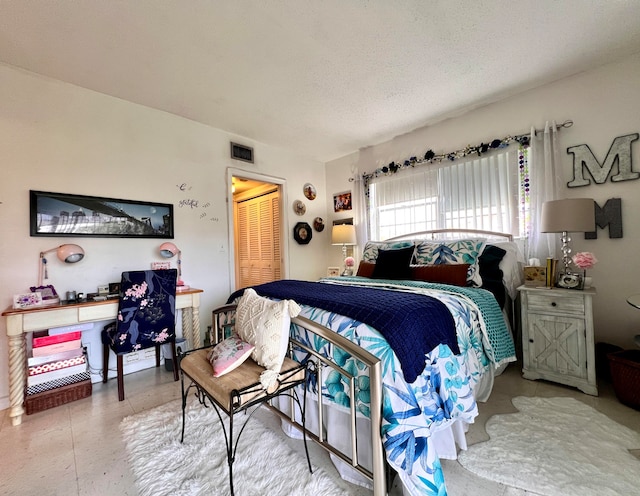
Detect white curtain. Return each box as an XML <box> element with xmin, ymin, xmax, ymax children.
<box><xmin>527</xmin><ymin>121</ymin><xmax>562</xmax><ymax>261</ymax></box>
<box><xmin>367</xmin><ymin>149</ymin><xmax>519</xmax><ymax>240</ymax></box>
<box><xmin>354</xmin><ymin>176</ymin><xmax>368</xmax><ymax>248</ymax></box>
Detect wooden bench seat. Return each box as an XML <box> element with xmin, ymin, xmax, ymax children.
<box><xmin>178</xmin><ymin>346</ymin><xmax>311</xmax><ymax>496</ymax></box>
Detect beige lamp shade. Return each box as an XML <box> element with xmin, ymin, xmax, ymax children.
<box><xmin>540</xmin><ymin>199</ymin><xmax>596</xmax><ymax>233</ymax></box>
<box><xmin>331</xmin><ymin>224</ymin><xmax>357</xmax><ymax>245</ymax></box>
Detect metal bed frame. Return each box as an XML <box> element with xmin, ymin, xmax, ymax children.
<box><xmin>211</xmin><ymin>304</ymin><xmax>387</xmax><ymax>496</ymax></box>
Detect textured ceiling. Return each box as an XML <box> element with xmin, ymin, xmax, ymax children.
<box><xmin>2</xmin><ymin>1</ymin><xmax>640</xmax><ymax>162</ymax></box>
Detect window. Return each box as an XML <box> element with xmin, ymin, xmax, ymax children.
<box><xmin>368</xmin><ymin>148</ymin><xmax>528</xmax><ymax>239</ymax></box>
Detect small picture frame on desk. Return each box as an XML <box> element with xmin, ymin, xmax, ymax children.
<box><xmin>29</xmin><ymin>284</ymin><xmax>60</xmax><ymax>306</ymax></box>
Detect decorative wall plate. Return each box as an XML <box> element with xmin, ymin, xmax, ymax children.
<box><xmin>293</xmin><ymin>199</ymin><xmax>306</xmax><ymax>216</ymax></box>
<box><xmin>313</xmin><ymin>217</ymin><xmax>325</xmax><ymax>232</ymax></box>
<box><xmin>293</xmin><ymin>222</ymin><xmax>312</xmax><ymax>244</ymax></box>
<box><xmin>304</xmin><ymin>183</ymin><xmax>317</xmax><ymax>200</ymax></box>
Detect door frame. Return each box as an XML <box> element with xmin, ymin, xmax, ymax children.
<box><xmin>226</xmin><ymin>167</ymin><xmax>289</xmax><ymax>292</ymax></box>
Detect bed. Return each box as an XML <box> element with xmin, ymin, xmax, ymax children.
<box><xmin>217</xmin><ymin>229</ymin><xmax>522</xmax><ymax>496</ymax></box>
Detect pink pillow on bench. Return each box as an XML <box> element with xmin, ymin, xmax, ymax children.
<box><xmin>207</xmin><ymin>333</ymin><xmax>255</xmax><ymax>377</ymax></box>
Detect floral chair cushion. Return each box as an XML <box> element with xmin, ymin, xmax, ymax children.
<box><xmin>101</xmin><ymin>269</ymin><xmax>178</xmax><ymax>354</ymax></box>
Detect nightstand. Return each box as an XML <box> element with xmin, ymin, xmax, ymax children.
<box><xmin>518</xmin><ymin>285</ymin><xmax>598</xmax><ymax>395</ymax></box>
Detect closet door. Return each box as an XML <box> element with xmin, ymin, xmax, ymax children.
<box><xmin>236</xmin><ymin>190</ymin><xmax>281</xmax><ymax>288</ymax></box>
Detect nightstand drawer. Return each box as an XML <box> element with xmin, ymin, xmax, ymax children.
<box><xmin>527</xmin><ymin>292</ymin><xmax>585</xmax><ymax>315</ymax></box>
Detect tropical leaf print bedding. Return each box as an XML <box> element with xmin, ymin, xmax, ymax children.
<box><xmin>288</xmin><ymin>279</ymin><xmax>512</xmax><ymax>496</ymax></box>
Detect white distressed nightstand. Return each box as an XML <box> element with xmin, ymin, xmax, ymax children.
<box><xmin>518</xmin><ymin>285</ymin><xmax>598</xmax><ymax>395</ymax></box>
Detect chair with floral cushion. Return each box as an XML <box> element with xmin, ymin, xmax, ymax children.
<box><xmin>101</xmin><ymin>269</ymin><xmax>179</xmax><ymax>401</ymax></box>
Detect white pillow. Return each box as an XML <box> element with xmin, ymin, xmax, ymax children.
<box><xmin>235</xmin><ymin>288</ymin><xmax>301</xmax><ymax>388</ymax></box>
<box><xmin>491</xmin><ymin>241</ymin><xmax>525</xmax><ymax>300</ymax></box>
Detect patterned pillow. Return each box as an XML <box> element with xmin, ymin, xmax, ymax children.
<box><xmin>235</xmin><ymin>288</ymin><xmax>301</xmax><ymax>388</ymax></box>
<box><xmin>413</xmin><ymin>239</ymin><xmax>486</xmax><ymax>286</ymax></box>
<box><xmin>207</xmin><ymin>333</ymin><xmax>255</xmax><ymax>377</ymax></box>
<box><xmin>362</xmin><ymin>240</ymin><xmax>415</xmax><ymax>263</ymax></box>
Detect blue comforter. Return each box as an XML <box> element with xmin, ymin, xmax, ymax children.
<box><xmin>227</xmin><ymin>279</ymin><xmax>458</xmax><ymax>383</ymax></box>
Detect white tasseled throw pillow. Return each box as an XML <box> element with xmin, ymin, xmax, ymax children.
<box><xmin>235</xmin><ymin>288</ymin><xmax>301</xmax><ymax>388</ymax></box>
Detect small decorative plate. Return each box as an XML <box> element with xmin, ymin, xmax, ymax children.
<box><xmin>293</xmin><ymin>222</ymin><xmax>312</xmax><ymax>244</ymax></box>
<box><xmin>304</xmin><ymin>183</ymin><xmax>317</xmax><ymax>200</ymax></box>
<box><xmin>293</xmin><ymin>199</ymin><xmax>306</xmax><ymax>216</ymax></box>
<box><xmin>313</xmin><ymin>217</ymin><xmax>325</xmax><ymax>232</ymax></box>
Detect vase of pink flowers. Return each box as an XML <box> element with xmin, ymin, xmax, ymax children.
<box><xmin>572</xmin><ymin>252</ymin><xmax>597</xmax><ymax>288</ymax></box>
<box><xmin>343</xmin><ymin>256</ymin><xmax>356</xmax><ymax>276</ymax></box>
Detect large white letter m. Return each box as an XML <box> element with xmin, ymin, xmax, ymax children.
<box><xmin>567</xmin><ymin>133</ymin><xmax>639</xmax><ymax>187</ymax></box>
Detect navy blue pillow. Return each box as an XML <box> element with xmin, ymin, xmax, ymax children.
<box><xmin>479</xmin><ymin>245</ymin><xmax>506</xmax><ymax>308</ymax></box>
<box><xmin>372</xmin><ymin>246</ymin><xmax>414</xmax><ymax>280</ymax></box>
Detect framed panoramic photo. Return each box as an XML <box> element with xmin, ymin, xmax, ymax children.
<box><xmin>30</xmin><ymin>190</ymin><xmax>174</xmax><ymax>238</ymax></box>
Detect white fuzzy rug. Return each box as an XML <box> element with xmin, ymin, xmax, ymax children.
<box><xmin>458</xmin><ymin>396</ymin><xmax>640</xmax><ymax>496</ymax></box>
<box><xmin>120</xmin><ymin>399</ymin><xmax>344</xmax><ymax>496</ymax></box>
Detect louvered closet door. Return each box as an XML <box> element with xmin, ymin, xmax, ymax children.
<box><xmin>236</xmin><ymin>191</ymin><xmax>281</xmax><ymax>288</ymax></box>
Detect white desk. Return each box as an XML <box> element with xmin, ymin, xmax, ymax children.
<box><xmin>2</xmin><ymin>288</ymin><xmax>203</xmax><ymax>426</ymax></box>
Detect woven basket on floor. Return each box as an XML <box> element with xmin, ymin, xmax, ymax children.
<box><xmin>608</xmin><ymin>350</ymin><xmax>640</xmax><ymax>410</ymax></box>
<box><xmin>25</xmin><ymin>379</ymin><xmax>92</xmax><ymax>415</ymax></box>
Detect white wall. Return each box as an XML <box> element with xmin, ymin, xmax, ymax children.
<box><xmin>0</xmin><ymin>64</ymin><xmax>328</xmax><ymax>408</ymax></box>
<box><xmin>326</xmin><ymin>52</ymin><xmax>640</xmax><ymax>350</ymax></box>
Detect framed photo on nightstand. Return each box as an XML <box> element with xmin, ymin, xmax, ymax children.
<box><xmin>327</xmin><ymin>267</ymin><xmax>340</xmax><ymax>277</ymax></box>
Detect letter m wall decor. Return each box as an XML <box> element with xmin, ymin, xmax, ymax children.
<box><xmin>567</xmin><ymin>133</ymin><xmax>639</xmax><ymax>187</ymax></box>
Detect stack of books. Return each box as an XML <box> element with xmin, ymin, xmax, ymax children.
<box><xmin>26</xmin><ymin>330</ymin><xmax>92</xmax><ymax>413</ymax></box>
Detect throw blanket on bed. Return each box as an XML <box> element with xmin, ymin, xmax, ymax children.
<box><xmin>325</xmin><ymin>276</ymin><xmax>516</xmax><ymax>368</ymax></box>
<box><xmin>227</xmin><ymin>279</ymin><xmax>458</xmax><ymax>383</ymax></box>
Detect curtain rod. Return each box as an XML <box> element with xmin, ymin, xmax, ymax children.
<box><xmin>349</xmin><ymin>119</ymin><xmax>573</xmax><ymax>183</ymax></box>
<box><xmin>532</xmin><ymin>119</ymin><xmax>573</xmax><ymax>136</ymax></box>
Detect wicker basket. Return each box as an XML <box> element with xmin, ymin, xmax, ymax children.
<box><xmin>25</xmin><ymin>379</ymin><xmax>92</xmax><ymax>415</ymax></box>
<box><xmin>608</xmin><ymin>350</ymin><xmax>640</xmax><ymax>410</ymax></box>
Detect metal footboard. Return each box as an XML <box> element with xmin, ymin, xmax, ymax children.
<box><xmin>212</xmin><ymin>306</ymin><xmax>386</xmax><ymax>496</ymax></box>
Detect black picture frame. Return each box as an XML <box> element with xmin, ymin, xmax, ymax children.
<box><xmin>293</xmin><ymin>222</ymin><xmax>312</xmax><ymax>245</ymax></box>
<box><xmin>30</xmin><ymin>190</ymin><xmax>174</xmax><ymax>238</ymax></box>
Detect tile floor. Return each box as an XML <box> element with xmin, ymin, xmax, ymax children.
<box><xmin>1</xmin><ymin>363</ymin><xmax>638</xmax><ymax>496</ymax></box>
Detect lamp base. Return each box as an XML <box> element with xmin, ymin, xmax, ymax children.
<box><xmin>176</xmin><ymin>282</ymin><xmax>191</xmax><ymax>291</ymax></box>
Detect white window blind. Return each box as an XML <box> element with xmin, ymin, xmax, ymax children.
<box><xmin>368</xmin><ymin>149</ymin><xmax>521</xmax><ymax>240</ymax></box>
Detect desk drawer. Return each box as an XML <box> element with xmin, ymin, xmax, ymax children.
<box><xmin>23</xmin><ymin>308</ymin><xmax>78</xmax><ymax>331</ymax></box>
<box><xmin>78</xmin><ymin>303</ymin><xmax>117</xmax><ymax>321</ymax></box>
<box><xmin>527</xmin><ymin>292</ymin><xmax>585</xmax><ymax>315</ymax></box>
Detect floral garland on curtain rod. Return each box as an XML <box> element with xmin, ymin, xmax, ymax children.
<box><xmin>361</xmin><ymin>132</ymin><xmax>531</xmax><ymax>184</ymax></box>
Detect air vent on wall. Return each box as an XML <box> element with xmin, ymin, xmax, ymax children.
<box><xmin>230</xmin><ymin>142</ymin><xmax>254</xmax><ymax>163</ymax></box>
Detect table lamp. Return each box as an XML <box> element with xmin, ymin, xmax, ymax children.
<box><xmin>331</xmin><ymin>224</ymin><xmax>357</xmax><ymax>275</ymax></box>
<box><xmin>159</xmin><ymin>242</ymin><xmax>188</xmax><ymax>288</ymax></box>
<box><xmin>540</xmin><ymin>198</ymin><xmax>595</xmax><ymax>274</ymax></box>
<box><xmin>34</xmin><ymin>244</ymin><xmax>85</xmax><ymax>302</ymax></box>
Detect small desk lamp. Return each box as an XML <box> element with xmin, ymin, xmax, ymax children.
<box><xmin>38</xmin><ymin>243</ymin><xmax>85</xmax><ymax>285</ymax></box>
<box><xmin>331</xmin><ymin>224</ymin><xmax>357</xmax><ymax>275</ymax></box>
<box><xmin>159</xmin><ymin>242</ymin><xmax>188</xmax><ymax>288</ymax></box>
<box><xmin>541</xmin><ymin>198</ymin><xmax>595</xmax><ymax>274</ymax></box>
